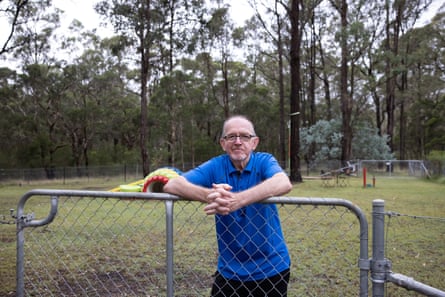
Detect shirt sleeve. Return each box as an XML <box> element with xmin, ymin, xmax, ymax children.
<box><xmin>182</xmin><ymin>159</ymin><xmax>215</xmax><ymax>188</ymax></box>
<box><xmin>260</xmin><ymin>153</ymin><xmax>285</xmax><ymax>179</ymax></box>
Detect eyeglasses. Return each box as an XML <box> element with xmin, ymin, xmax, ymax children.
<box><xmin>223</xmin><ymin>134</ymin><xmax>256</xmax><ymax>142</ymax></box>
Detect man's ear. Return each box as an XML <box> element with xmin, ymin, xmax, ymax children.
<box><xmin>251</xmin><ymin>137</ymin><xmax>259</xmax><ymax>150</ymax></box>
<box><xmin>220</xmin><ymin>138</ymin><xmax>226</xmax><ymax>151</ymax></box>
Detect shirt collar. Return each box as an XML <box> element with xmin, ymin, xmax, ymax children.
<box><xmin>227</xmin><ymin>152</ymin><xmax>254</xmax><ymax>175</ymax></box>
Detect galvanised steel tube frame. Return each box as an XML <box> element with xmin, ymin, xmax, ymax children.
<box><xmin>16</xmin><ymin>190</ymin><xmax>369</xmax><ymax>297</ymax></box>
<box><xmin>266</xmin><ymin>197</ymin><xmax>369</xmax><ymax>297</ymax></box>
<box><xmin>371</xmin><ymin>199</ymin><xmax>388</xmax><ymax>297</ymax></box>
<box><xmin>372</xmin><ymin>199</ymin><xmax>445</xmax><ymax>297</ymax></box>
<box><xmin>16</xmin><ymin>189</ymin><xmax>179</xmax><ymax>297</ymax></box>
<box><xmin>16</xmin><ymin>193</ymin><xmax>59</xmax><ymax>297</ymax></box>
<box><xmin>387</xmin><ymin>273</ymin><xmax>445</xmax><ymax>296</ymax></box>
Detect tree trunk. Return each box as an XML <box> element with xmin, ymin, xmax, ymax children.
<box><xmin>339</xmin><ymin>0</ymin><xmax>353</xmax><ymax>165</ymax></box>
<box><xmin>276</xmin><ymin>3</ymin><xmax>286</xmax><ymax>168</ymax></box>
<box><xmin>140</xmin><ymin>0</ymin><xmax>151</xmax><ymax>176</ymax></box>
<box><xmin>399</xmin><ymin>56</ymin><xmax>408</xmax><ymax>160</ymax></box>
<box><xmin>384</xmin><ymin>0</ymin><xmax>402</xmax><ymax>154</ymax></box>
<box><xmin>289</xmin><ymin>0</ymin><xmax>302</xmax><ymax>182</ymax></box>
<box><xmin>309</xmin><ymin>10</ymin><xmax>316</xmax><ymax>127</ymax></box>
<box><xmin>373</xmin><ymin>90</ymin><xmax>382</xmax><ymax>136</ymax></box>
<box><xmin>318</xmin><ymin>40</ymin><xmax>332</xmax><ymax>120</ymax></box>
<box><xmin>221</xmin><ymin>54</ymin><xmax>230</xmax><ymax>118</ymax></box>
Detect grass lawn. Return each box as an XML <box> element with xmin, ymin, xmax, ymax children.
<box><xmin>0</xmin><ymin>176</ymin><xmax>444</xmax><ymax>296</ymax></box>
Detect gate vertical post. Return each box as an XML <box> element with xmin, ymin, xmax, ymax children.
<box><xmin>371</xmin><ymin>199</ymin><xmax>390</xmax><ymax>297</ymax></box>
<box><xmin>16</xmin><ymin>216</ymin><xmax>25</xmax><ymax>297</ymax></box>
<box><xmin>165</xmin><ymin>200</ymin><xmax>174</xmax><ymax>297</ymax></box>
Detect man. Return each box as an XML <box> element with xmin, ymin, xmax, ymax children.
<box><xmin>163</xmin><ymin>115</ymin><xmax>292</xmax><ymax>297</ymax></box>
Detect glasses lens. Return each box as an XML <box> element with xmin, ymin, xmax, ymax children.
<box><xmin>224</xmin><ymin>135</ymin><xmax>254</xmax><ymax>142</ymax></box>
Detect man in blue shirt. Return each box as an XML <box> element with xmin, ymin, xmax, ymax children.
<box><xmin>164</xmin><ymin>115</ymin><xmax>292</xmax><ymax>297</ymax></box>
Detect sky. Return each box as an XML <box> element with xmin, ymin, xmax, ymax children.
<box><xmin>53</xmin><ymin>0</ymin><xmax>253</xmax><ymax>36</ymax></box>
<box><xmin>0</xmin><ymin>0</ymin><xmax>443</xmax><ymax>57</ymax></box>
<box><xmin>53</xmin><ymin>0</ymin><xmax>444</xmax><ymax>33</ymax></box>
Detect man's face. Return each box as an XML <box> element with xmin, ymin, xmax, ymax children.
<box><xmin>220</xmin><ymin>118</ymin><xmax>259</xmax><ymax>168</ymax></box>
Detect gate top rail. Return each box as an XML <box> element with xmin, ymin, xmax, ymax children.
<box><xmin>16</xmin><ymin>190</ymin><xmax>176</xmax><ymax>228</ymax></box>
<box><xmin>19</xmin><ymin>188</ymin><xmax>178</xmax><ymax>202</ymax></box>
<box><xmin>20</xmin><ymin>189</ymin><xmax>366</xmax><ymax>206</ymax></box>
<box><xmin>17</xmin><ymin>189</ymin><xmax>368</xmax><ymax>232</ymax></box>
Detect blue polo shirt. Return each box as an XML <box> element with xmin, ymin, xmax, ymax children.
<box><xmin>183</xmin><ymin>152</ymin><xmax>290</xmax><ymax>281</ymax></box>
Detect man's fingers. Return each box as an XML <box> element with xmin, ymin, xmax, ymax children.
<box><xmin>207</xmin><ymin>191</ymin><xmax>220</xmax><ymax>202</ymax></box>
<box><xmin>212</xmin><ymin>183</ymin><xmax>232</xmax><ymax>191</ymax></box>
<box><xmin>204</xmin><ymin>202</ymin><xmax>218</xmax><ymax>211</ymax></box>
<box><xmin>204</xmin><ymin>202</ymin><xmax>230</xmax><ymax>215</ymax></box>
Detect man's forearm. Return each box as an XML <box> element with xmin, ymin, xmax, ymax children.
<box><xmin>163</xmin><ymin>176</ymin><xmax>210</xmax><ymax>203</ymax></box>
<box><xmin>204</xmin><ymin>172</ymin><xmax>292</xmax><ymax>215</ymax></box>
<box><xmin>236</xmin><ymin>172</ymin><xmax>292</xmax><ymax>208</ymax></box>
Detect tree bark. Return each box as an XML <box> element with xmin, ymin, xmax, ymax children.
<box><xmin>140</xmin><ymin>0</ymin><xmax>151</xmax><ymax>176</ymax></box>
<box><xmin>338</xmin><ymin>0</ymin><xmax>353</xmax><ymax>165</ymax></box>
<box><xmin>289</xmin><ymin>0</ymin><xmax>302</xmax><ymax>182</ymax></box>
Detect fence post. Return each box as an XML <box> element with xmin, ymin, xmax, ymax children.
<box><xmin>363</xmin><ymin>167</ymin><xmax>367</xmax><ymax>188</ymax></box>
<box><xmin>16</xmin><ymin>214</ymin><xmax>25</xmax><ymax>297</ymax></box>
<box><xmin>16</xmin><ymin>193</ymin><xmax>59</xmax><ymax>297</ymax></box>
<box><xmin>165</xmin><ymin>200</ymin><xmax>174</xmax><ymax>297</ymax></box>
<box><xmin>371</xmin><ymin>199</ymin><xmax>391</xmax><ymax>297</ymax></box>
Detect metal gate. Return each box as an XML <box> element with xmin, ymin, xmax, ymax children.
<box><xmin>15</xmin><ymin>189</ymin><xmax>445</xmax><ymax>296</ymax></box>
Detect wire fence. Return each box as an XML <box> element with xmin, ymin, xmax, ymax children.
<box><xmin>1</xmin><ymin>159</ymin><xmax>443</xmax><ymax>187</ymax></box>
<box><xmin>2</xmin><ymin>190</ymin><xmax>444</xmax><ymax>296</ymax></box>
<box><xmin>357</xmin><ymin>160</ymin><xmax>432</xmax><ymax>178</ymax></box>
<box><xmin>382</xmin><ymin>211</ymin><xmax>445</xmax><ymax>296</ymax></box>
<box><xmin>0</xmin><ymin>164</ymin><xmax>144</xmax><ymax>185</ymax></box>
<box><xmin>1</xmin><ymin>209</ymin><xmax>16</xmax><ymax>297</ymax></box>
<box><xmin>13</xmin><ymin>191</ymin><xmax>368</xmax><ymax>297</ymax></box>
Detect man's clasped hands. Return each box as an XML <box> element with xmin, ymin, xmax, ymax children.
<box><xmin>204</xmin><ymin>183</ymin><xmax>240</xmax><ymax>216</ymax></box>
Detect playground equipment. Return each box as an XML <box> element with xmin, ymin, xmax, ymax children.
<box><xmin>110</xmin><ymin>167</ymin><xmax>182</xmax><ymax>193</ymax></box>
<box><xmin>319</xmin><ymin>161</ymin><xmax>356</xmax><ymax>187</ymax></box>
<box><xmin>320</xmin><ymin>161</ymin><xmax>357</xmax><ymax>177</ymax></box>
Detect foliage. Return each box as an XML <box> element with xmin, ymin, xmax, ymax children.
<box><xmin>0</xmin><ymin>0</ymin><xmax>443</xmax><ymax>170</ymax></box>
<box><xmin>427</xmin><ymin>150</ymin><xmax>445</xmax><ymax>161</ymax></box>
<box><xmin>300</xmin><ymin>119</ymin><xmax>394</xmax><ymax>165</ymax></box>
<box><xmin>352</xmin><ymin>123</ymin><xmax>395</xmax><ymax>160</ymax></box>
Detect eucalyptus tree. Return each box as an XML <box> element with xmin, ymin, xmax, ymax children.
<box><xmin>289</xmin><ymin>0</ymin><xmax>303</xmax><ymax>182</ymax></box>
<box><xmin>95</xmin><ymin>0</ymin><xmax>208</xmax><ymax>174</ymax></box>
<box><xmin>155</xmin><ymin>0</ymin><xmax>208</xmax><ymax>166</ymax></box>
<box><xmin>198</xmin><ymin>3</ymin><xmax>237</xmax><ymax>117</ymax></box>
<box><xmin>245</xmin><ymin>0</ymin><xmax>290</xmax><ymax>167</ymax></box>
<box><xmin>245</xmin><ymin>0</ymin><xmax>304</xmax><ymax>180</ymax></box>
<box><xmin>300</xmin><ymin>118</ymin><xmax>394</xmax><ymax>169</ymax></box>
<box><xmin>13</xmin><ymin>64</ymin><xmax>69</xmax><ymax>174</ymax></box>
<box><xmin>0</xmin><ymin>67</ymin><xmax>21</xmax><ymax>166</ymax></box>
<box><xmin>10</xmin><ymin>0</ymin><xmax>61</xmax><ymax>65</ymax></box>
<box><xmin>397</xmin><ymin>0</ymin><xmax>435</xmax><ymax>159</ymax></box>
<box><xmin>0</xmin><ymin>0</ymin><xmax>30</xmax><ymax>55</ymax></box>
<box><xmin>352</xmin><ymin>1</ymin><xmax>388</xmax><ymax>137</ymax></box>
<box><xmin>61</xmin><ymin>35</ymin><xmax>137</xmax><ymax>167</ymax></box>
<box><xmin>99</xmin><ymin>36</ymin><xmax>141</xmax><ymax>164</ymax></box>
<box><xmin>1</xmin><ymin>1</ymin><xmax>89</xmax><ymax>169</ymax></box>
<box><xmin>0</xmin><ymin>1</ymin><xmax>69</xmax><ymax>173</ymax></box>
<box><xmin>150</xmin><ymin>68</ymin><xmax>222</xmax><ymax>168</ymax></box>
<box><xmin>382</xmin><ymin>0</ymin><xmax>432</xmax><ymax>156</ymax></box>
<box><xmin>328</xmin><ymin>0</ymin><xmax>353</xmax><ymax>165</ymax></box>
<box><xmin>400</xmin><ymin>11</ymin><xmax>445</xmax><ymax>158</ymax></box>
<box><xmin>304</xmin><ymin>0</ymin><xmax>322</xmax><ymax>128</ymax></box>
<box><xmin>95</xmin><ymin>0</ymin><xmax>159</xmax><ymax>175</ymax></box>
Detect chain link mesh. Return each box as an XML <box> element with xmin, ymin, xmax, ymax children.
<box><xmin>1</xmin><ymin>209</ymin><xmax>17</xmax><ymax>297</ymax></box>
<box><xmin>16</xmin><ymin>194</ymin><xmax>365</xmax><ymax>296</ymax></box>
